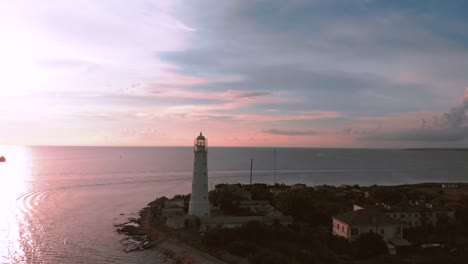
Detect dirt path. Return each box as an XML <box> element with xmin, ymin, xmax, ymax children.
<box><xmin>154</xmin><ymin>239</ymin><xmax>227</xmax><ymax>264</ymax></box>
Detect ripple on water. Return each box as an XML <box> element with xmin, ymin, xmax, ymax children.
<box><xmin>4</xmin><ymin>182</ymin><xmax>166</xmax><ymax>264</ymax></box>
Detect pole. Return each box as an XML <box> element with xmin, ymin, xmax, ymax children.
<box><xmin>250</xmin><ymin>158</ymin><xmax>253</xmax><ymax>185</ymax></box>
<box><xmin>274</xmin><ymin>148</ymin><xmax>277</xmax><ymax>184</ymax></box>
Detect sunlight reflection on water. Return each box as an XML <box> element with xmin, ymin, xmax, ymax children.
<box><xmin>0</xmin><ymin>145</ymin><xmax>32</xmax><ymax>263</ymax></box>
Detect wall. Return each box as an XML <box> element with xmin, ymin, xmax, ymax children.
<box><xmin>332</xmin><ymin>218</ymin><xmax>350</xmax><ymax>241</ymax></box>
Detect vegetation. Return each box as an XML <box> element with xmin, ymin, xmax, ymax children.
<box><xmin>273</xmin><ymin>186</ymin><xmax>352</xmax><ymax>228</ymax></box>
<box><xmin>354</xmin><ymin>233</ymin><xmax>389</xmax><ymax>258</ymax></box>
<box><xmin>202</xmin><ymin>221</ymin><xmax>346</xmax><ymax>264</ymax></box>
<box><xmin>140</xmin><ymin>183</ymin><xmax>468</xmax><ymax>264</ymax></box>
<box><xmin>209</xmin><ymin>184</ymin><xmax>244</xmax><ymax>215</ymax></box>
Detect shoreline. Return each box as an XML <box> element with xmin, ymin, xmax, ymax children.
<box><xmin>117</xmin><ymin>207</ymin><xmax>228</xmax><ymax>264</ymax></box>
<box><xmin>117</xmin><ymin>182</ymin><xmax>468</xmax><ymax>263</ymax></box>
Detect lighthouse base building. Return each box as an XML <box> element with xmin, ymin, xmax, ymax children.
<box><xmin>188</xmin><ymin>133</ymin><xmax>211</xmax><ymax>217</ymax></box>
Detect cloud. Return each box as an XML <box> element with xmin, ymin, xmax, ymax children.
<box><xmin>263</xmin><ymin>129</ymin><xmax>320</xmax><ymax>136</ymax></box>
<box><xmin>2</xmin><ymin>0</ymin><xmax>468</xmax><ymax>147</ymax></box>
<box><xmin>363</xmin><ymin>88</ymin><xmax>468</xmax><ymax>142</ymax></box>
<box><xmin>118</xmin><ymin>128</ymin><xmax>167</xmax><ymax>141</ymax></box>
<box><xmin>230</xmin><ymin>91</ymin><xmax>273</xmax><ymax>99</ymax></box>
<box><xmin>158</xmin><ymin>1</ymin><xmax>468</xmax><ymax>117</ymax></box>
<box><xmin>38</xmin><ymin>58</ymin><xmax>98</xmax><ymax>69</ymax></box>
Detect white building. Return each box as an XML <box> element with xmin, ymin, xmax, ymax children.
<box><xmin>354</xmin><ymin>204</ymin><xmax>455</xmax><ymax>228</ymax></box>
<box><xmin>200</xmin><ymin>215</ymin><xmax>293</xmax><ymax>233</ymax></box>
<box><xmin>188</xmin><ymin>133</ymin><xmax>211</xmax><ymax>217</ymax></box>
<box><xmin>239</xmin><ymin>200</ymin><xmax>283</xmax><ymax>217</ymax></box>
<box><xmin>332</xmin><ymin>209</ymin><xmax>404</xmax><ymax>243</ymax></box>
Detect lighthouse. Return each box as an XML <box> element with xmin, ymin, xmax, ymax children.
<box><xmin>188</xmin><ymin>133</ymin><xmax>211</xmax><ymax>217</ymax></box>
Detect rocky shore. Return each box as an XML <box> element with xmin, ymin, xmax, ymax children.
<box><xmin>115</xmin><ymin>208</ymin><xmax>225</xmax><ymax>264</ymax></box>
<box><xmin>115</xmin><ymin>218</ymin><xmax>155</xmax><ymax>253</ymax></box>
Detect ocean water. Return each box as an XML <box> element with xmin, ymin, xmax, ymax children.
<box><xmin>1</xmin><ymin>146</ymin><xmax>468</xmax><ymax>263</ymax></box>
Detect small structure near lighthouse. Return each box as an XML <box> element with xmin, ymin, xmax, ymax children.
<box><xmin>188</xmin><ymin>133</ymin><xmax>211</xmax><ymax>217</ymax></box>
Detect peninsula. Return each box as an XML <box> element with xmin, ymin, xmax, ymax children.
<box><xmin>118</xmin><ymin>182</ymin><xmax>468</xmax><ymax>264</ymax></box>
<box><xmin>117</xmin><ymin>134</ymin><xmax>468</xmax><ymax>263</ymax></box>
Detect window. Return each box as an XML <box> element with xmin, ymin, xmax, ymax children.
<box><xmin>380</xmin><ymin>229</ymin><xmax>385</xmax><ymax>235</ymax></box>
<box><xmin>342</xmin><ymin>226</ymin><xmax>344</xmax><ymax>232</ymax></box>
<box><xmin>337</xmin><ymin>223</ymin><xmax>340</xmax><ymax>229</ymax></box>
<box><xmin>400</xmin><ymin>214</ymin><xmax>405</xmax><ymax>218</ymax></box>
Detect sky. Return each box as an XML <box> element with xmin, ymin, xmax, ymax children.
<box><xmin>0</xmin><ymin>0</ymin><xmax>467</xmax><ymax>147</ymax></box>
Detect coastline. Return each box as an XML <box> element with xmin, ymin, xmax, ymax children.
<box><xmin>117</xmin><ymin>205</ymin><xmax>228</xmax><ymax>264</ymax></box>
<box><xmin>117</xmin><ymin>182</ymin><xmax>468</xmax><ymax>264</ymax></box>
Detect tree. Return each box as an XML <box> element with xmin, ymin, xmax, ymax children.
<box><xmin>354</xmin><ymin>233</ymin><xmax>388</xmax><ymax>258</ymax></box>
<box><xmin>227</xmin><ymin>241</ymin><xmax>251</xmax><ymax>257</ymax></box>
<box><xmin>249</xmin><ymin>250</ymin><xmax>289</xmax><ymax>264</ymax></box>
<box><xmin>218</xmin><ymin>190</ymin><xmax>242</xmax><ymax>214</ymax></box>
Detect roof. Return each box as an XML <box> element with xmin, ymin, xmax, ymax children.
<box><xmin>383</xmin><ymin>205</ymin><xmax>453</xmax><ymax>213</ymax></box>
<box><xmin>388</xmin><ymin>237</ymin><xmax>412</xmax><ymax>247</ymax></box>
<box><xmin>201</xmin><ymin>215</ymin><xmax>293</xmax><ymax>225</ymax></box>
<box><xmin>220</xmin><ymin>184</ymin><xmax>252</xmax><ymax>199</ymax></box>
<box><xmin>197</xmin><ymin>132</ymin><xmax>205</xmax><ymax>140</ymax></box>
<box><xmin>148</xmin><ymin>196</ymin><xmax>169</xmax><ymax>208</ymax></box>
<box><xmin>333</xmin><ymin>209</ymin><xmax>401</xmax><ymax>226</ymax></box>
<box><xmin>239</xmin><ymin>200</ymin><xmax>269</xmax><ymax>206</ymax></box>
<box><xmin>355</xmin><ymin>203</ymin><xmax>454</xmax><ymax>213</ymax></box>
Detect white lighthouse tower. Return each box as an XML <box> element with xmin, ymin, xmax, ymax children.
<box><xmin>188</xmin><ymin>133</ymin><xmax>211</xmax><ymax>217</ymax></box>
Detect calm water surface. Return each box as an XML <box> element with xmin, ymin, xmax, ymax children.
<box><xmin>1</xmin><ymin>146</ymin><xmax>468</xmax><ymax>263</ymax></box>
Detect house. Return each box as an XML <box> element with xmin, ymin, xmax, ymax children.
<box><xmin>384</xmin><ymin>206</ymin><xmax>455</xmax><ymax>227</ymax></box>
<box><xmin>200</xmin><ymin>215</ymin><xmax>293</xmax><ymax>233</ymax></box>
<box><xmin>160</xmin><ymin>199</ymin><xmax>186</xmax><ymax>229</ymax></box>
<box><xmin>291</xmin><ymin>183</ymin><xmax>307</xmax><ymax>190</ymax></box>
<box><xmin>239</xmin><ymin>200</ymin><xmax>283</xmax><ymax>217</ymax></box>
<box><xmin>441</xmin><ymin>183</ymin><xmax>459</xmax><ymax>189</ymax></box>
<box><xmin>332</xmin><ymin>209</ymin><xmax>404</xmax><ymax>243</ymax></box>
<box><xmin>355</xmin><ymin>203</ymin><xmax>455</xmax><ymax>228</ymax></box>
<box><xmin>217</xmin><ymin>184</ymin><xmax>252</xmax><ymax>200</ymax></box>
<box><xmin>164</xmin><ymin>199</ymin><xmax>184</xmax><ymax>208</ymax></box>
<box><xmin>340</xmin><ymin>184</ymin><xmax>351</xmax><ymax>190</ymax></box>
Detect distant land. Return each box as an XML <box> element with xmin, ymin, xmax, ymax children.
<box><xmin>405</xmin><ymin>148</ymin><xmax>468</xmax><ymax>151</ymax></box>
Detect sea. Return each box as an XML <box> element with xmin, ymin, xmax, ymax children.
<box><xmin>1</xmin><ymin>146</ymin><xmax>468</xmax><ymax>263</ymax></box>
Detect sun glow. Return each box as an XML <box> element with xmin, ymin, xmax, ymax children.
<box><xmin>0</xmin><ymin>145</ymin><xmax>32</xmax><ymax>263</ymax></box>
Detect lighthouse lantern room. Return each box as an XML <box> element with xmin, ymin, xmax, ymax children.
<box><xmin>188</xmin><ymin>133</ymin><xmax>211</xmax><ymax>217</ymax></box>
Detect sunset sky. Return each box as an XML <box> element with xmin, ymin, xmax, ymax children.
<box><xmin>0</xmin><ymin>0</ymin><xmax>467</xmax><ymax>147</ymax></box>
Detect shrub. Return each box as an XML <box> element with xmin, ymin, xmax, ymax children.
<box><xmin>227</xmin><ymin>241</ymin><xmax>251</xmax><ymax>257</ymax></box>
<box><xmin>354</xmin><ymin>233</ymin><xmax>388</xmax><ymax>258</ymax></box>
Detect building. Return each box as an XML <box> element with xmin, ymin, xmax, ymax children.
<box><xmin>200</xmin><ymin>215</ymin><xmax>293</xmax><ymax>233</ymax></box>
<box><xmin>239</xmin><ymin>200</ymin><xmax>283</xmax><ymax>217</ymax></box>
<box><xmin>354</xmin><ymin>204</ymin><xmax>455</xmax><ymax>228</ymax></box>
<box><xmin>188</xmin><ymin>133</ymin><xmax>211</xmax><ymax>217</ymax></box>
<box><xmin>441</xmin><ymin>183</ymin><xmax>459</xmax><ymax>189</ymax></box>
<box><xmin>163</xmin><ymin>198</ymin><xmax>185</xmax><ymax>229</ymax></box>
<box><xmin>216</xmin><ymin>184</ymin><xmax>252</xmax><ymax>200</ymax></box>
<box><xmin>332</xmin><ymin>209</ymin><xmax>404</xmax><ymax>243</ymax></box>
